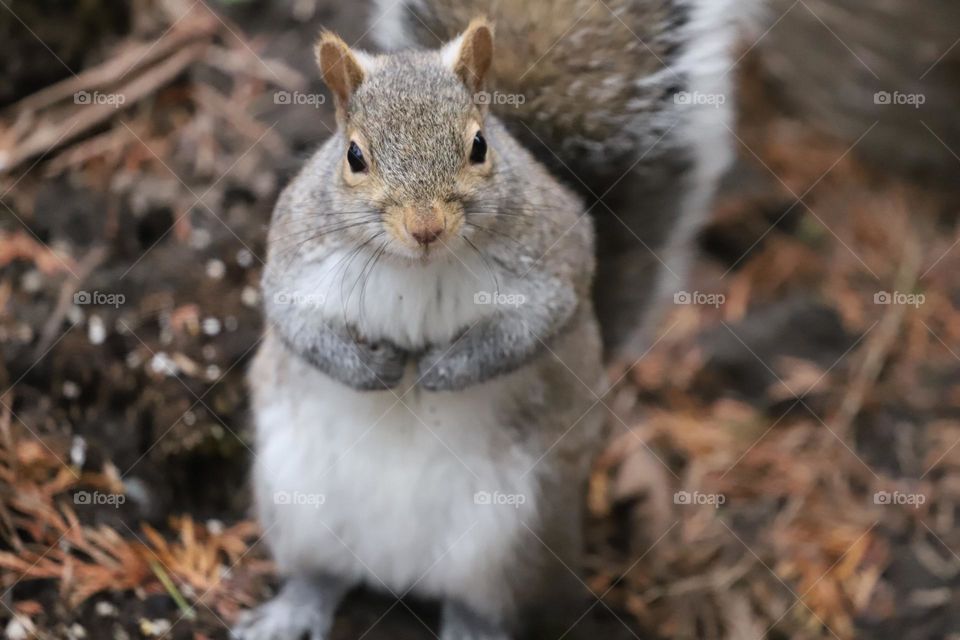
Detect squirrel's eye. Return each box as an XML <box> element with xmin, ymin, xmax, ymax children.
<box><xmin>470</xmin><ymin>131</ymin><xmax>487</xmax><ymax>164</ymax></box>
<box><xmin>347</xmin><ymin>141</ymin><xmax>367</xmax><ymax>173</ymax></box>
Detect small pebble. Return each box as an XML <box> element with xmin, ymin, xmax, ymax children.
<box><xmin>149</xmin><ymin>352</ymin><xmax>179</xmax><ymax>377</ymax></box>
<box><xmin>206</xmin><ymin>259</ymin><xmax>226</xmax><ymax>280</ymax></box>
<box><xmin>126</xmin><ymin>351</ymin><xmax>143</xmax><ymax>369</ymax></box>
<box><xmin>138</xmin><ymin>619</ymin><xmax>172</xmax><ymax>637</ymax></box>
<box><xmin>88</xmin><ymin>315</ymin><xmax>106</xmax><ymax>345</ymax></box>
<box><xmin>70</xmin><ymin>435</ymin><xmax>87</xmax><ymax>468</ymax></box>
<box><xmin>122</xmin><ymin>478</ymin><xmax>153</xmax><ymax>515</ymax></box>
<box><xmin>236</xmin><ymin>248</ymin><xmax>254</xmax><ymax>268</ymax></box>
<box><xmin>94</xmin><ymin>601</ymin><xmax>117</xmax><ymax>617</ymax></box>
<box><xmin>202</xmin><ymin>317</ymin><xmax>221</xmax><ymax>336</ymax></box>
<box><xmin>62</xmin><ymin>380</ymin><xmax>81</xmax><ymax>399</ymax></box>
<box><xmin>241</xmin><ymin>286</ymin><xmax>260</xmax><ymax>307</ymax></box>
<box><xmin>206</xmin><ymin>364</ymin><xmax>221</xmax><ymax>380</ymax></box>
<box><xmin>5</xmin><ymin>616</ymin><xmax>33</xmax><ymax>640</ymax></box>
<box><xmin>68</xmin><ymin>623</ymin><xmax>87</xmax><ymax>639</ymax></box>
<box><xmin>21</xmin><ymin>270</ymin><xmax>43</xmax><ymax>293</ymax></box>
<box><xmin>190</xmin><ymin>227</ymin><xmax>212</xmax><ymax>250</ymax></box>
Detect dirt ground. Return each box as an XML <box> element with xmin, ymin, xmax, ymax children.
<box><xmin>1</xmin><ymin>1</ymin><xmax>959</xmax><ymax>639</ymax></box>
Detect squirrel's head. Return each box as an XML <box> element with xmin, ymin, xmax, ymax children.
<box><xmin>315</xmin><ymin>19</ymin><xmax>495</xmax><ymax>260</ymax></box>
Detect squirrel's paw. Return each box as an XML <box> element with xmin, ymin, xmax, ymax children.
<box><xmin>233</xmin><ymin>575</ymin><xmax>347</xmax><ymax>640</ymax></box>
<box><xmin>350</xmin><ymin>340</ymin><xmax>407</xmax><ymax>390</ymax></box>
<box><xmin>416</xmin><ymin>346</ymin><xmax>476</xmax><ymax>392</ymax></box>
<box><xmin>305</xmin><ymin>338</ymin><xmax>407</xmax><ymax>391</ymax></box>
<box><xmin>231</xmin><ymin>595</ymin><xmax>331</xmax><ymax>640</ymax></box>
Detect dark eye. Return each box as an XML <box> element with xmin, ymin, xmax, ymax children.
<box><xmin>347</xmin><ymin>141</ymin><xmax>367</xmax><ymax>173</ymax></box>
<box><xmin>470</xmin><ymin>131</ymin><xmax>487</xmax><ymax>164</ymax></box>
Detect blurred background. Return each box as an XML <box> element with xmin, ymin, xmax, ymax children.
<box><xmin>0</xmin><ymin>0</ymin><xmax>959</xmax><ymax>638</ymax></box>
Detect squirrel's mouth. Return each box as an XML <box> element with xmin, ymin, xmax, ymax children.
<box><xmin>381</xmin><ymin>207</ymin><xmax>465</xmax><ymax>262</ymax></box>
<box><xmin>389</xmin><ymin>238</ymin><xmax>455</xmax><ymax>264</ymax></box>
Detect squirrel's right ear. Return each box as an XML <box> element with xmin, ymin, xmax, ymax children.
<box><xmin>316</xmin><ymin>31</ymin><xmax>365</xmax><ymax>116</ymax></box>
<box><xmin>443</xmin><ymin>18</ymin><xmax>494</xmax><ymax>94</ymax></box>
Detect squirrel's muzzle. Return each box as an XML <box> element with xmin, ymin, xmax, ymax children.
<box><xmin>399</xmin><ymin>204</ymin><xmax>450</xmax><ymax>248</ymax></box>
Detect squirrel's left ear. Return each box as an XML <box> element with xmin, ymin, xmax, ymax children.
<box><xmin>316</xmin><ymin>31</ymin><xmax>366</xmax><ymax>117</ymax></box>
<box><xmin>443</xmin><ymin>18</ymin><xmax>494</xmax><ymax>94</ymax></box>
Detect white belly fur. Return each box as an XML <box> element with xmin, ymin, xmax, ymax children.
<box><xmin>278</xmin><ymin>243</ymin><xmax>507</xmax><ymax>349</ymax></box>
<box><xmin>254</xmin><ymin>246</ymin><xmax>542</xmax><ymax>607</ymax></box>
<box><xmin>254</xmin><ymin>363</ymin><xmax>539</xmax><ymax>605</ymax></box>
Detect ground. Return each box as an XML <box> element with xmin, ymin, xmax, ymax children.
<box><xmin>1</xmin><ymin>1</ymin><xmax>959</xmax><ymax>639</ymax></box>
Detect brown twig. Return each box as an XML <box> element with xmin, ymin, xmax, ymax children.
<box><xmin>32</xmin><ymin>245</ymin><xmax>108</xmax><ymax>359</ymax></box>
<box><xmin>830</xmin><ymin>233</ymin><xmax>923</xmax><ymax>437</ymax></box>
<box><xmin>0</xmin><ymin>43</ymin><xmax>209</xmax><ymax>174</ymax></box>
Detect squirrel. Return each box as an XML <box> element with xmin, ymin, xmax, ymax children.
<box><xmin>237</xmin><ymin>2</ymin><xmax>742</xmax><ymax>639</ymax></box>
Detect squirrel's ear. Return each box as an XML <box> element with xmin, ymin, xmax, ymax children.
<box><xmin>315</xmin><ymin>31</ymin><xmax>365</xmax><ymax>113</ymax></box>
<box><xmin>443</xmin><ymin>18</ymin><xmax>494</xmax><ymax>94</ymax></box>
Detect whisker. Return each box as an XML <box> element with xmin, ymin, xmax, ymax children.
<box><xmin>463</xmin><ymin>236</ymin><xmax>500</xmax><ymax>297</ymax></box>
<box><xmin>338</xmin><ymin>234</ymin><xmax>380</xmax><ymax>332</ymax></box>
<box><xmin>270</xmin><ymin>218</ymin><xmax>382</xmax><ymax>244</ymax></box>
<box><xmin>358</xmin><ymin>239</ymin><xmax>389</xmax><ymax>328</ymax></box>
<box><xmin>465</xmin><ymin>222</ymin><xmax>524</xmax><ymax>247</ymax></box>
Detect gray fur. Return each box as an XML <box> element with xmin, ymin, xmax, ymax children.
<box><xmin>417</xmin><ymin>267</ymin><xmax>578</xmax><ymax>391</ymax></box>
<box><xmin>268</xmin><ymin>298</ymin><xmax>408</xmax><ymax>390</ymax></box>
<box><xmin>247</xmin><ymin>27</ymin><xmax>607</xmax><ymax>640</ymax></box>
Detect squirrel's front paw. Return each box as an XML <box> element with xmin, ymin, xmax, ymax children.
<box><xmin>347</xmin><ymin>340</ymin><xmax>407</xmax><ymax>390</ymax></box>
<box><xmin>416</xmin><ymin>347</ymin><xmax>476</xmax><ymax>392</ymax></box>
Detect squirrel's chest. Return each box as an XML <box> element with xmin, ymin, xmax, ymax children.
<box><xmin>290</xmin><ymin>247</ymin><xmax>497</xmax><ymax>348</ymax></box>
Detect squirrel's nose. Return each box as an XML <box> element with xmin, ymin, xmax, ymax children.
<box><xmin>399</xmin><ymin>203</ymin><xmax>448</xmax><ymax>248</ymax></box>
<box><xmin>410</xmin><ymin>225</ymin><xmax>444</xmax><ymax>246</ymax></box>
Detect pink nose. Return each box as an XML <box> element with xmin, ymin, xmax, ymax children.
<box><xmin>411</xmin><ymin>225</ymin><xmax>443</xmax><ymax>246</ymax></box>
